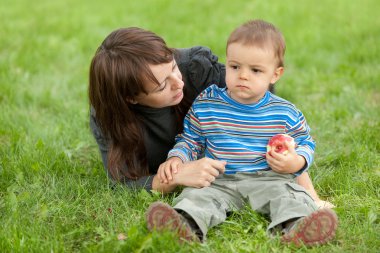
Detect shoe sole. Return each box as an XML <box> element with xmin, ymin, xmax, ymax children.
<box><xmin>281</xmin><ymin>208</ymin><xmax>338</xmax><ymax>246</ymax></box>
<box><xmin>146</xmin><ymin>201</ymin><xmax>198</xmax><ymax>242</ymax></box>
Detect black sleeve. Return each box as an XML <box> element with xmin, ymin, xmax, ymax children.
<box><xmin>89</xmin><ymin>110</ymin><xmax>109</xmax><ymax>173</ymax></box>
<box><xmin>89</xmin><ymin>108</ymin><xmax>154</xmax><ymax>191</ymax></box>
<box><xmin>176</xmin><ymin>46</ymin><xmax>226</xmax><ymax>101</ymax></box>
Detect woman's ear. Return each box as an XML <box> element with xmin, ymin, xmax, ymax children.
<box><xmin>270</xmin><ymin>67</ymin><xmax>284</xmax><ymax>84</ymax></box>
<box><xmin>127</xmin><ymin>98</ymin><xmax>138</xmax><ymax>104</ymax></box>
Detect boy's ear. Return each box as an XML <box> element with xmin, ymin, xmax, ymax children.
<box><xmin>270</xmin><ymin>67</ymin><xmax>284</xmax><ymax>84</ymax></box>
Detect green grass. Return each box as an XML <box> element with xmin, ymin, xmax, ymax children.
<box><xmin>1</xmin><ymin>0</ymin><xmax>379</xmax><ymax>252</ymax></box>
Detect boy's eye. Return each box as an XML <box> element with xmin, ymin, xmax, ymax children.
<box><xmin>251</xmin><ymin>68</ymin><xmax>261</xmax><ymax>73</ymax></box>
<box><xmin>230</xmin><ymin>65</ymin><xmax>239</xmax><ymax>70</ymax></box>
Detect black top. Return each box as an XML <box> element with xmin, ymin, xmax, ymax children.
<box><xmin>90</xmin><ymin>46</ymin><xmax>226</xmax><ymax>190</ymax></box>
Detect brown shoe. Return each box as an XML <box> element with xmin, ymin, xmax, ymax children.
<box><xmin>281</xmin><ymin>208</ymin><xmax>338</xmax><ymax>247</ymax></box>
<box><xmin>146</xmin><ymin>201</ymin><xmax>199</xmax><ymax>242</ymax></box>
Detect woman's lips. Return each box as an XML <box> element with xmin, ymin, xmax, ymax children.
<box><xmin>173</xmin><ymin>91</ymin><xmax>183</xmax><ymax>100</ymax></box>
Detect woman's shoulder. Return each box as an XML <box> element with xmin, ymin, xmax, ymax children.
<box><xmin>175</xmin><ymin>46</ymin><xmax>216</xmax><ymax>64</ymax></box>
<box><xmin>174</xmin><ymin>46</ymin><xmax>226</xmax><ymax>102</ymax></box>
<box><xmin>176</xmin><ymin>46</ymin><xmax>222</xmax><ymax>75</ymax></box>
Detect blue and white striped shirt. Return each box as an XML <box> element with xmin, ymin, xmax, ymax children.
<box><xmin>168</xmin><ymin>84</ymin><xmax>315</xmax><ymax>175</ymax></box>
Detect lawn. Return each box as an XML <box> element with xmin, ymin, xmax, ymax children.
<box><xmin>0</xmin><ymin>0</ymin><xmax>379</xmax><ymax>252</ymax></box>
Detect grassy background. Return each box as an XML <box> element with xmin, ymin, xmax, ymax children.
<box><xmin>1</xmin><ymin>0</ymin><xmax>379</xmax><ymax>252</ymax></box>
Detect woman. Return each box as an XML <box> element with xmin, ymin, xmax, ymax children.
<box><xmin>88</xmin><ymin>27</ymin><xmax>332</xmax><ymax>207</ymax></box>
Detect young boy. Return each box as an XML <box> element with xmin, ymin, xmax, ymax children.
<box><xmin>146</xmin><ymin>19</ymin><xmax>338</xmax><ymax>246</ymax></box>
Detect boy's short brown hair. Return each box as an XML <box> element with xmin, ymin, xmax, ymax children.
<box><xmin>227</xmin><ymin>19</ymin><xmax>286</xmax><ymax>67</ymax></box>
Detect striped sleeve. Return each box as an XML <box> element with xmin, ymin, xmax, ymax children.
<box><xmin>168</xmin><ymin>105</ymin><xmax>205</xmax><ymax>162</ymax></box>
<box><xmin>286</xmin><ymin>109</ymin><xmax>316</xmax><ymax>174</ymax></box>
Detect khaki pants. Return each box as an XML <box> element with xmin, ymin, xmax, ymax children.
<box><xmin>173</xmin><ymin>170</ymin><xmax>317</xmax><ymax>238</ymax></box>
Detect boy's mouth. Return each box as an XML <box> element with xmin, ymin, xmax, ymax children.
<box><xmin>236</xmin><ymin>84</ymin><xmax>249</xmax><ymax>89</ymax></box>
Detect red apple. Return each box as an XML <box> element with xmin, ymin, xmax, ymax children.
<box><xmin>267</xmin><ymin>134</ymin><xmax>295</xmax><ymax>155</ymax></box>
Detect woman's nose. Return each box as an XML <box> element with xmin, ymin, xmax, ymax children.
<box><xmin>170</xmin><ymin>73</ymin><xmax>184</xmax><ymax>90</ymax></box>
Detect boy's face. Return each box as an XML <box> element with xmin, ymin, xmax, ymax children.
<box><xmin>226</xmin><ymin>42</ymin><xmax>283</xmax><ymax>104</ymax></box>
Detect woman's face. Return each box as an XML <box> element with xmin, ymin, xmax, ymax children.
<box><xmin>134</xmin><ymin>60</ymin><xmax>184</xmax><ymax>108</ymax></box>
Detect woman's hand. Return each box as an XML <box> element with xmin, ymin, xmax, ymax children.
<box><xmin>266</xmin><ymin>141</ymin><xmax>305</xmax><ymax>174</ymax></box>
<box><xmin>173</xmin><ymin>157</ymin><xmax>226</xmax><ymax>188</ymax></box>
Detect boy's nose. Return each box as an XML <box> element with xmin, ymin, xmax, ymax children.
<box><xmin>239</xmin><ymin>69</ymin><xmax>249</xmax><ymax>80</ymax></box>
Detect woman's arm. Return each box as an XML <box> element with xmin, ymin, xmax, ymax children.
<box><xmin>91</xmin><ymin>110</ymin><xmax>219</xmax><ymax>193</ymax></box>
<box><xmin>90</xmin><ymin>110</ymin><xmax>158</xmax><ymax>191</ymax></box>
<box><xmin>89</xmin><ymin>109</ymin><xmax>111</xmax><ymax>176</ymax></box>
<box><xmin>297</xmin><ymin>172</ymin><xmax>335</xmax><ymax>208</ymax></box>
<box><xmin>151</xmin><ymin>174</ymin><xmax>178</xmax><ymax>193</ymax></box>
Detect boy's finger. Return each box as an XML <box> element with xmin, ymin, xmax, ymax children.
<box><xmin>165</xmin><ymin>166</ymin><xmax>173</xmax><ymax>180</ymax></box>
<box><xmin>157</xmin><ymin>167</ymin><xmax>163</xmax><ymax>181</ymax></box>
<box><xmin>160</xmin><ymin>168</ymin><xmax>168</xmax><ymax>182</ymax></box>
<box><xmin>267</xmin><ymin>151</ymin><xmax>285</xmax><ymax>166</ymax></box>
<box><xmin>269</xmin><ymin>150</ymin><xmax>283</xmax><ymax>160</ymax></box>
<box><xmin>265</xmin><ymin>152</ymin><xmax>273</xmax><ymax>162</ymax></box>
<box><xmin>159</xmin><ymin>173</ymin><xmax>167</xmax><ymax>184</ymax></box>
<box><xmin>285</xmin><ymin>141</ymin><xmax>296</xmax><ymax>152</ymax></box>
<box><xmin>172</xmin><ymin>163</ymin><xmax>178</xmax><ymax>174</ymax></box>
<box><xmin>160</xmin><ymin>168</ymin><xmax>166</xmax><ymax>180</ymax></box>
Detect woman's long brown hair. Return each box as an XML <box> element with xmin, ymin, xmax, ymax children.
<box><xmin>89</xmin><ymin>27</ymin><xmax>181</xmax><ymax>181</ymax></box>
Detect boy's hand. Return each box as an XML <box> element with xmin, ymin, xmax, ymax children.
<box><xmin>266</xmin><ymin>141</ymin><xmax>305</xmax><ymax>173</ymax></box>
<box><xmin>157</xmin><ymin>157</ymin><xmax>183</xmax><ymax>184</ymax></box>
